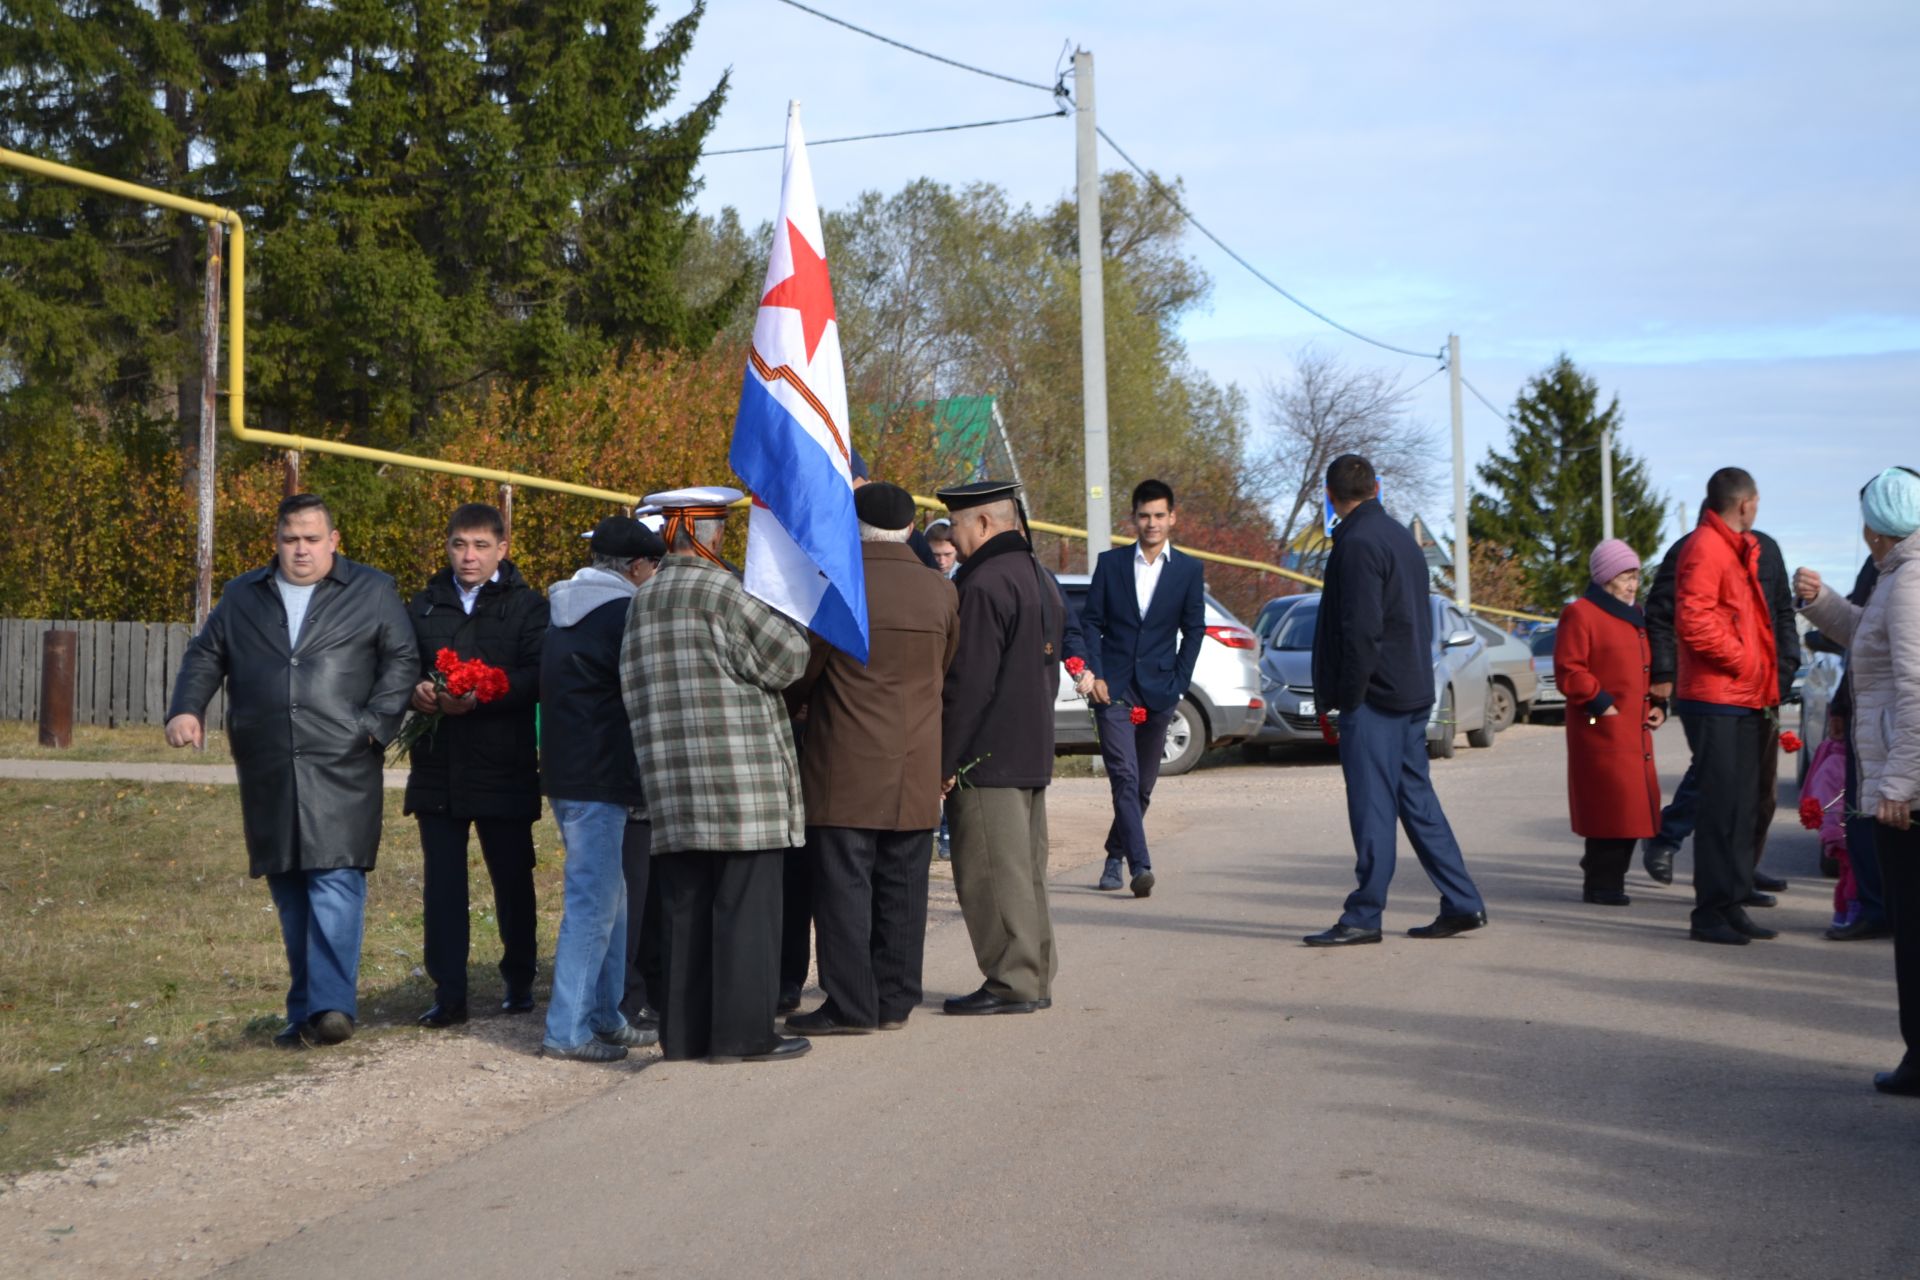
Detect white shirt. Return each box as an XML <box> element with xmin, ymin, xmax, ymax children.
<box><xmin>275</xmin><ymin>573</ymin><xmax>319</xmax><ymax>649</ymax></box>
<box><xmin>456</xmin><ymin>570</ymin><xmax>499</xmax><ymax>615</ymax></box>
<box><xmin>1134</xmin><ymin>542</ymin><xmax>1172</xmax><ymax>616</ymax></box>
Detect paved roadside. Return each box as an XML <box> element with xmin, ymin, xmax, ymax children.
<box><xmin>211</xmin><ymin>723</ymin><xmax>1920</xmax><ymax>1279</ymax></box>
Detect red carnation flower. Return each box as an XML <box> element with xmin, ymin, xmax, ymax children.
<box><xmin>1064</xmin><ymin>656</ymin><xmax>1086</xmax><ymax>677</ymax></box>
<box><xmin>1129</xmin><ymin>705</ymin><xmax>1148</xmax><ymax>725</ymax></box>
<box><xmin>1798</xmin><ymin>794</ymin><xmax>1824</xmax><ymax>830</ymax></box>
<box><xmin>1319</xmin><ymin>714</ymin><xmax>1339</xmax><ymax>746</ymax></box>
<box><xmin>1780</xmin><ymin>731</ymin><xmax>1804</xmax><ymax>753</ymax></box>
<box><xmin>434</xmin><ymin>647</ymin><xmax>462</xmax><ymax>676</ymax></box>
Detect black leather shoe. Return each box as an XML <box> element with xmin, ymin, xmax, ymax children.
<box><xmin>418</xmin><ymin>1002</ymin><xmax>468</xmax><ymax>1028</ymax></box>
<box><xmin>1035</xmin><ymin>998</ymin><xmax>1052</xmax><ymax>1010</ymax></box>
<box><xmin>271</xmin><ymin>1023</ymin><xmax>309</xmax><ymax>1050</ymax></box>
<box><xmin>1744</xmin><ymin>891</ymin><xmax>1778</xmax><ymax>909</ymax></box>
<box><xmin>623</xmin><ymin>1003</ymin><xmax>662</xmax><ymax>1031</ymax></box>
<box><xmin>1408</xmin><ymin>911</ymin><xmax>1488</xmax><ymax>939</ymax></box>
<box><xmin>1641</xmin><ymin>838</ymin><xmax>1676</xmax><ymax>885</ymax></box>
<box><xmin>1130</xmin><ymin>870</ymin><xmax>1156</xmax><ymax>898</ymax></box>
<box><xmin>710</xmin><ymin>1036</ymin><xmax>811</xmax><ymax>1064</ymax></box>
<box><xmin>1873</xmin><ymin>1060</ymin><xmax>1920</xmax><ymax>1097</ymax></box>
<box><xmin>1690</xmin><ymin>919</ymin><xmax>1750</xmax><ymax>946</ymax></box>
<box><xmin>1826</xmin><ymin>918</ymin><xmax>1893</xmax><ymax>941</ymax></box>
<box><xmin>1753</xmin><ymin>871</ymin><xmax>1789</xmax><ymax>892</ymax></box>
<box><xmin>785</xmin><ymin>1008</ymin><xmax>875</xmax><ymax>1035</ymax></box>
<box><xmin>877</xmin><ymin>1018</ymin><xmax>908</xmax><ymax>1031</ymax></box>
<box><xmin>1302</xmin><ymin>924</ymin><xmax>1382</xmax><ymax>947</ymax></box>
<box><xmin>1583</xmin><ymin>888</ymin><xmax>1631</xmax><ymax>906</ymax></box>
<box><xmin>501</xmin><ymin>988</ymin><xmax>535</xmax><ymax>1014</ymax></box>
<box><xmin>776</xmin><ymin>985</ymin><xmax>803</xmax><ymax>1015</ymax></box>
<box><xmin>943</xmin><ymin>987</ymin><xmax>1038</xmax><ymax>1015</ymax></box>
<box><xmin>1725</xmin><ymin>908</ymin><xmax>1778</xmax><ymax>940</ymax></box>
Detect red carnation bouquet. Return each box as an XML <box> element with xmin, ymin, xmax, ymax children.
<box><xmin>1779</xmin><ymin>730</ymin><xmax>1804</xmax><ymax>753</ymax></box>
<box><xmin>1798</xmin><ymin>794</ymin><xmax>1825</xmax><ymax>830</ymax></box>
<box><xmin>387</xmin><ymin>648</ymin><xmax>510</xmax><ymax>762</ymax></box>
<box><xmin>1065</xmin><ymin>657</ymin><xmax>1148</xmax><ymax>726</ymax></box>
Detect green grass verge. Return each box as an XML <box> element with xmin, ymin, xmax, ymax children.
<box><xmin>0</xmin><ymin>720</ymin><xmax>235</xmax><ymax>765</ymax></box>
<box><xmin>0</xmin><ymin>779</ymin><xmax>567</xmax><ymax>1175</ymax></box>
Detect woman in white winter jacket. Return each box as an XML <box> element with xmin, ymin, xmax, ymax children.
<box><xmin>1798</xmin><ymin>466</ymin><xmax>1920</xmax><ymax>1097</ymax></box>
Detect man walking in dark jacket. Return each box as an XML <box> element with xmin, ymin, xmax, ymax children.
<box><xmin>1306</xmin><ymin>455</ymin><xmax>1486</xmax><ymax>947</ymax></box>
<box><xmin>406</xmin><ymin>503</ymin><xmax>548</xmax><ymax>1027</ymax></box>
<box><xmin>938</xmin><ymin>480</ymin><xmax>1065</xmax><ymax>1012</ymax></box>
<box><xmin>166</xmin><ymin>494</ymin><xmax>417</xmax><ymax>1048</ymax></box>
<box><xmin>538</xmin><ymin>517</ymin><xmax>666</xmax><ymax>1062</ymax></box>
<box><xmin>1643</xmin><ymin>512</ymin><xmax>1800</xmax><ymax>900</ymax></box>
<box><xmin>1080</xmin><ymin>478</ymin><xmax>1207</xmax><ymax>898</ymax></box>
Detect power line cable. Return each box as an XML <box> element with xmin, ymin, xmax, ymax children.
<box><xmin>1459</xmin><ymin>375</ymin><xmax>1514</xmax><ymax>425</ymax></box>
<box><xmin>707</xmin><ymin>110</ymin><xmax>1063</xmax><ymax>155</ymax></box>
<box><xmin>773</xmin><ymin>0</ymin><xmax>1058</xmax><ymax>94</ymax></box>
<box><xmin>1094</xmin><ymin>126</ymin><xmax>1443</xmax><ymax>363</ymax></box>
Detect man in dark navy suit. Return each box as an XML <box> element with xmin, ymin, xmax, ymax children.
<box><xmin>1079</xmin><ymin>478</ymin><xmax>1207</xmax><ymax>898</ymax></box>
<box><xmin>1306</xmin><ymin>454</ymin><xmax>1487</xmax><ymax>946</ymax></box>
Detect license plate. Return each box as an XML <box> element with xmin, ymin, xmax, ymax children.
<box><xmin>1297</xmin><ymin>699</ymin><xmax>1315</xmax><ymax>717</ymax></box>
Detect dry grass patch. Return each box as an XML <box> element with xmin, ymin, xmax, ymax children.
<box><xmin>0</xmin><ymin>779</ymin><xmax>567</xmax><ymax>1175</ymax></box>
<box><xmin>0</xmin><ymin>721</ymin><xmax>234</xmax><ymax>765</ymax></box>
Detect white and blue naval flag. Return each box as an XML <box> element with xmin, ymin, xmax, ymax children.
<box><xmin>728</xmin><ymin>101</ymin><xmax>869</xmax><ymax>662</ymax></box>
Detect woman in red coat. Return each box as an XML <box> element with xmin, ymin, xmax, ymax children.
<box><xmin>1554</xmin><ymin>540</ymin><xmax>1667</xmax><ymax>905</ymax></box>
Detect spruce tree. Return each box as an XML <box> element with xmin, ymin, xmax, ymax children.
<box><xmin>1469</xmin><ymin>355</ymin><xmax>1669</xmax><ymax>610</ymax></box>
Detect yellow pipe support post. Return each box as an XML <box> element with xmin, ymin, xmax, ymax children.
<box><xmin>0</xmin><ymin>146</ymin><xmax>1557</xmax><ymax>625</ymax></box>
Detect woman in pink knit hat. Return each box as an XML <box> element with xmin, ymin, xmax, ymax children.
<box><xmin>1553</xmin><ymin>540</ymin><xmax>1668</xmax><ymax>904</ymax></box>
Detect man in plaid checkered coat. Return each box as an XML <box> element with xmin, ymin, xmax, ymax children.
<box><xmin>621</xmin><ymin>487</ymin><xmax>814</xmax><ymax>1064</ymax></box>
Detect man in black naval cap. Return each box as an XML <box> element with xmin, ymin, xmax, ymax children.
<box><xmin>936</xmin><ymin>479</ymin><xmax>1065</xmax><ymax>1014</ymax></box>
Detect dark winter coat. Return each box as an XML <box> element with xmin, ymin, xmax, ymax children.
<box><xmin>401</xmin><ymin>563</ymin><xmax>546</xmax><ymax>821</ymax></box>
<box><xmin>941</xmin><ymin>529</ymin><xmax>1064</xmax><ymax>788</ymax></box>
<box><xmin>1312</xmin><ymin>498</ymin><xmax>1433</xmax><ymax>715</ymax></box>
<box><xmin>1554</xmin><ymin>586</ymin><xmax>1662</xmax><ymax>839</ymax></box>
<box><xmin>1649</xmin><ymin>526</ymin><xmax>1799</xmax><ymax>701</ymax></box>
<box><xmin>168</xmin><ymin>557</ymin><xmax>418</xmax><ymax>877</ymax></box>
<box><xmin>540</xmin><ymin>566</ymin><xmax>643</xmax><ymax>808</ymax></box>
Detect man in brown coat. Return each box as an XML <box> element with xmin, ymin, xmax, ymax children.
<box><xmin>785</xmin><ymin>483</ymin><xmax>960</xmax><ymax>1034</ymax></box>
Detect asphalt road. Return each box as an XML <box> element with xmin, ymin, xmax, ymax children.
<box><xmin>219</xmin><ymin>721</ymin><xmax>1918</xmax><ymax>1279</ymax></box>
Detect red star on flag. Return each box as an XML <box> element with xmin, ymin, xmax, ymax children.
<box><xmin>759</xmin><ymin>219</ymin><xmax>836</xmax><ymax>364</ymax></box>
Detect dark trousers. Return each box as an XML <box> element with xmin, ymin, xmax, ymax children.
<box><xmin>1878</xmin><ymin>821</ymin><xmax>1920</xmax><ymax>1060</ymax></box>
<box><xmin>1681</xmin><ymin>711</ymin><xmax>1764</xmax><ymax>926</ymax></box>
<box><xmin>417</xmin><ymin>813</ymin><xmax>537</xmax><ymax>1005</ymax></box>
<box><xmin>1581</xmin><ymin>838</ymin><xmax>1634</xmax><ymax>893</ymax></box>
<box><xmin>655</xmin><ymin>848</ymin><xmax>783</xmax><ymax>1061</ymax></box>
<box><xmin>619</xmin><ymin>817</ymin><xmax>664</xmax><ymax>1020</ymax></box>
<box><xmin>780</xmin><ymin>845</ymin><xmax>814</xmax><ymax>995</ymax></box>
<box><xmin>1845</xmin><ymin>737</ymin><xmax>1888</xmax><ymax>925</ymax></box>
<box><xmin>1658</xmin><ymin>715</ymin><xmax>1781</xmax><ymax>871</ymax></box>
<box><xmin>810</xmin><ymin>825</ymin><xmax>934</xmax><ymax>1027</ymax></box>
<box><xmin>1097</xmin><ymin>701</ymin><xmax>1173</xmax><ymax>872</ymax></box>
<box><xmin>1335</xmin><ymin>703</ymin><xmax>1484</xmax><ymax>930</ymax></box>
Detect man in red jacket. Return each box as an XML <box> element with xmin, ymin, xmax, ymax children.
<box><xmin>1674</xmin><ymin>467</ymin><xmax>1779</xmax><ymax>946</ymax></box>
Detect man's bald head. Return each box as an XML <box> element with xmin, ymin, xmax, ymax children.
<box><xmin>950</xmin><ymin>498</ymin><xmax>1020</xmax><ymax>559</ymax></box>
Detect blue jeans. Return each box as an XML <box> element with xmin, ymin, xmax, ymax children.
<box><xmin>1097</xmin><ymin>701</ymin><xmax>1174</xmax><ymax>873</ymax></box>
<box><xmin>265</xmin><ymin>868</ymin><xmax>368</xmax><ymax>1025</ymax></box>
<box><xmin>1336</xmin><ymin>703</ymin><xmax>1485</xmax><ymax>930</ymax></box>
<box><xmin>543</xmin><ymin>799</ymin><xmax>630</xmax><ymax>1051</ymax></box>
<box><xmin>1844</xmin><ymin>734</ymin><xmax>1888</xmax><ymax>926</ymax></box>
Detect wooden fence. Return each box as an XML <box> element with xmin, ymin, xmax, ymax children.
<box><xmin>0</xmin><ymin>619</ymin><xmax>226</xmax><ymax>730</ymax></box>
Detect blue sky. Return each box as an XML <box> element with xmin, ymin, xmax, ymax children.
<box><xmin>669</xmin><ymin>0</ymin><xmax>1918</xmax><ymax>585</ymax></box>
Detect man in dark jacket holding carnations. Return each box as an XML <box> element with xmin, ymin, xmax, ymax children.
<box><xmin>1674</xmin><ymin>468</ymin><xmax>1779</xmax><ymax>946</ymax></box>
<box><xmin>405</xmin><ymin>503</ymin><xmax>548</xmax><ymax>1026</ymax></box>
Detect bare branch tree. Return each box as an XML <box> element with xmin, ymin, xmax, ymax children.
<box><xmin>1256</xmin><ymin>348</ymin><xmax>1440</xmax><ymax>551</ymax></box>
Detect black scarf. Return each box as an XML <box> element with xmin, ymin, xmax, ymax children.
<box><xmin>1582</xmin><ymin>581</ymin><xmax>1645</xmax><ymax>628</ymax></box>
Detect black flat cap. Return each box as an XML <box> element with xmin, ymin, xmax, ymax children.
<box><xmin>935</xmin><ymin>479</ymin><xmax>1021</xmax><ymax>512</ymax></box>
<box><xmin>589</xmin><ymin>515</ymin><xmax>665</xmax><ymax>560</ymax></box>
<box><xmin>854</xmin><ymin>481</ymin><xmax>916</xmax><ymax>531</ymax></box>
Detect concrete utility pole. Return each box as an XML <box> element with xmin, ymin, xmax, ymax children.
<box><xmin>195</xmin><ymin>222</ymin><xmax>222</xmax><ymax>631</ymax></box>
<box><xmin>1074</xmin><ymin>48</ymin><xmax>1112</xmax><ymax>559</ymax></box>
<box><xmin>1600</xmin><ymin>425</ymin><xmax>1615</xmax><ymax>542</ymax></box>
<box><xmin>1447</xmin><ymin>334</ymin><xmax>1470</xmax><ymax>610</ymax></box>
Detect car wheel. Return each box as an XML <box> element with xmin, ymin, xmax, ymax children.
<box><xmin>1159</xmin><ymin>697</ymin><xmax>1208</xmax><ymax>777</ymax></box>
<box><xmin>1486</xmin><ymin>680</ymin><xmax>1517</xmax><ymax>733</ymax></box>
<box><xmin>1467</xmin><ymin>690</ymin><xmax>1498</xmax><ymax>749</ymax></box>
<box><xmin>1428</xmin><ymin>687</ymin><xmax>1457</xmax><ymax>760</ymax></box>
